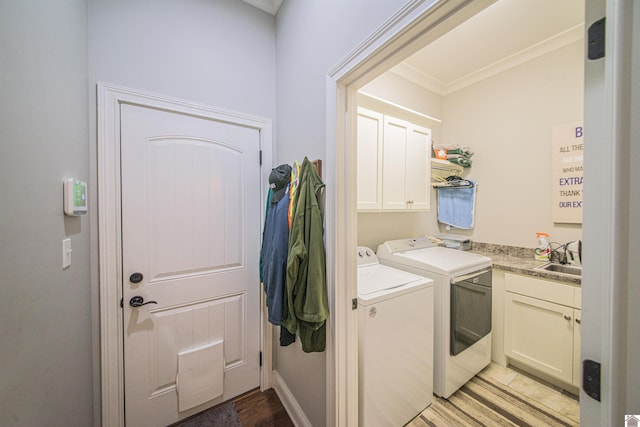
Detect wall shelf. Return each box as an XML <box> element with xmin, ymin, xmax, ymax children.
<box><xmin>430</xmin><ymin>158</ymin><xmax>464</xmax><ymax>184</ymax></box>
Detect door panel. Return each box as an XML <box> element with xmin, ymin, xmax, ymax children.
<box><xmin>121</xmin><ymin>103</ymin><xmax>261</xmax><ymax>426</ymax></box>
<box><xmin>356</xmin><ymin>108</ymin><xmax>384</xmax><ymax>210</ymax></box>
<box><xmin>382</xmin><ymin>116</ymin><xmax>409</xmax><ymax>210</ymax></box>
<box><xmin>504</xmin><ymin>292</ymin><xmax>573</xmax><ymax>383</ymax></box>
<box><xmin>405</xmin><ymin>125</ymin><xmax>431</xmax><ymax>210</ymax></box>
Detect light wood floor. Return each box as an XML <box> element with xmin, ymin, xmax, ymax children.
<box><xmin>481</xmin><ymin>363</ymin><xmax>580</xmax><ymax>423</ymax></box>
<box><xmin>230</xmin><ymin>363</ymin><xmax>579</xmax><ymax>426</ymax></box>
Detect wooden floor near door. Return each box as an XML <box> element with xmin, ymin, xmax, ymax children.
<box><xmin>234</xmin><ymin>388</ymin><xmax>294</xmax><ymax>427</ymax></box>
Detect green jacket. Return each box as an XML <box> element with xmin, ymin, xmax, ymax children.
<box><xmin>282</xmin><ymin>157</ymin><xmax>328</xmax><ymax>352</ymax></box>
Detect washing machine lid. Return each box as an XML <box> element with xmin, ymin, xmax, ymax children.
<box><xmin>377</xmin><ymin>237</ymin><xmax>491</xmax><ymax>275</ymax></box>
<box><xmin>357</xmin><ymin>264</ymin><xmax>431</xmax><ymax>305</ymax></box>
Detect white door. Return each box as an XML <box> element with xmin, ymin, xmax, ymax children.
<box><xmin>120</xmin><ymin>103</ymin><xmax>261</xmax><ymax>427</ymax></box>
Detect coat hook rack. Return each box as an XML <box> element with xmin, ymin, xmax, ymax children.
<box><xmin>312</xmin><ymin>159</ymin><xmax>322</xmax><ymax>178</ymax></box>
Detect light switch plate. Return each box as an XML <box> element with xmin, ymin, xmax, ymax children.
<box><xmin>63</xmin><ymin>238</ymin><xmax>72</xmax><ymax>269</ymax></box>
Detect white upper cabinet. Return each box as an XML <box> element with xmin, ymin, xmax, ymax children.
<box><xmin>357</xmin><ymin>106</ymin><xmax>432</xmax><ymax>212</ymax></box>
<box><xmin>357</xmin><ymin>108</ymin><xmax>384</xmax><ymax>210</ymax></box>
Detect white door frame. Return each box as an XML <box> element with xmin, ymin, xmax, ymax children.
<box><xmin>324</xmin><ymin>1</ymin><xmax>497</xmax><ymax>424</ymax></box>
<box><xmin>325</xmin><ymin>0</ymin><xmax>624</xmax><ymax>425</ymax></box>
<box><xmin>97</xmin><ymin>83</ymin><xmax>273</xmax><ymax>426</ymax></box>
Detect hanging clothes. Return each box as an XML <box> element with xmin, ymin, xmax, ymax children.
<box><xmin>288</xmin><ymin>160</ymin><xmax>301</xmax><ymax>229</ymax></box>
<box><xmin>282</xmin><ymin>157</ymin><xmax>328</xmax><ymax>353</ymax></box>
<box><xmin>260</xmin><ymin>164</ymin><xmax>292</xmax><ymax>326</ymax></box>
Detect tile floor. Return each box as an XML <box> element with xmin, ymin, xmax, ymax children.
<box><xmin>481</xmin><ymin>363</ymin><xmax>580</xmax><ymax>424</ymax></box>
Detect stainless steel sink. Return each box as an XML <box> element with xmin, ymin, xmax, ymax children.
<box><xmin>536</xmin><ymin>262</ymin><xmax>582</xmax><ymax>277</ymax></box>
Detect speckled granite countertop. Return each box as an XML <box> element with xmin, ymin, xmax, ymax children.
<box><xmin>469</xmin><ymin>242</ymin><xmax>581</xmax><ymax>286</ymax></box>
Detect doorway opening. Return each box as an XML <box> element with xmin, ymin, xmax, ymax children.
<box><xmin>326</xmin><ymin>0</ymin><xmax>589</xmax><ymax>424</ymax></box>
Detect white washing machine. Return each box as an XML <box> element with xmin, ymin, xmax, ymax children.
<box><xmin>376</xmin><ymin>237</ymin><xmax>492</xmax><ymax>399</ymax></box>
<box><xmin>357</xmin><ymin>246</ymin><xmax>434</xmax><ymax>427</ymax></box>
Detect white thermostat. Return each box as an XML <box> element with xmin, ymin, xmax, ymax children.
<box><xmin>63</xmin><ymin>179</ymin><xmax>88</xmax><ymax>216</ymax></box>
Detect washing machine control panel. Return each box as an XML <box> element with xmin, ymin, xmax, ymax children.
<box><xmin>357</xmin><ymin>246</ymin><xmax>378</xmax><ymax>266</ymax></box>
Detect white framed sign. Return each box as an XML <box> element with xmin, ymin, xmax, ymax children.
<box><xmin>551</xmin><ymin>122</ymin><xmax>583</xmax><ymax>224</ymax></box>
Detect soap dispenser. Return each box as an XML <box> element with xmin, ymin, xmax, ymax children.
<box><xmin>534</xmin><ymin>232</ymin><xmax>551</xmax><ymax>261</ymax></box>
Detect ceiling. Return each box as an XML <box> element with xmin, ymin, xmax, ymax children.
<box><xmin>390</xmin><ymin>0</ymin><xmax>585</xmax><ymax>95</ymax></box>
<box><xmin>241</xmin><ymin>0</ymin><xmax>585</xmax><ymax>95</ymax></box>
<box><xmin>241</xmin><ymin>0</ymin><xmax>282</xmax><ymax>16</ymax></box>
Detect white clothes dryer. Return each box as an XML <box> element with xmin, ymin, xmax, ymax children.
<box><xmin>357</xmin><ymin>247</ymin><xmax>434</xmax><ymax>427</ymax></box>
<box><xmin>376</xmin><ymin>237</ymin><xmax>492</xmax><ymax>399</ymax></box>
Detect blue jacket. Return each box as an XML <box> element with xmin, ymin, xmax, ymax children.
<box><xmin>261</xmin><ymin>188</ymin><xmax>290</xmax><ymax>325</ymax></box>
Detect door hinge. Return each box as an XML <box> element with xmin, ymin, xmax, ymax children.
<box><xmin>352</xmin><ymin>298</ymin><xmax>358</xmax><ymax>310</ymax></box>
<box><xmin>259</xmin><ymin>351</ymin><xmax>262</xmax><ymax>367</ymax></box>
<box><xmin>259</xmin><ymin>150</ymin><xmax>263</xmax><ymax>166</ymax></box>
<box><xmin>583</xmin><ymin>359</ymin><xmax>601</xmax><ymax>401</ymax></box>
<box><xmin>587</xmin><ymin>17</ymin><xmax>605</xmax><ymax>60</ymax></box>
<box><xmin>120</xmin><ymin>298</ymin><xmax>123</xmax><ymax>308</ymax></box>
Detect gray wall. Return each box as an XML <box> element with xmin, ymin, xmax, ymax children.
<box><xmin>274</xmin><ymin>1</ymin><xmax>410</xmax><ymax>425</ymax></box>
<box><xmin>88</xmin><ymin>0</ymin><xmax>276</xmax><ymax>116</ymax></box>
<box><xmin>0</xmin><ymin>1</ymin><xmax>93</xmax><ymax>426</ymax></box>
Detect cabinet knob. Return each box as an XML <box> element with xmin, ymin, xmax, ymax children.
<box><xmin>563</xmin><ymin>314</ymin><xmax>572</xmax><ymax>321</ymax></box>
<box><xmin>575</xmin><ymin>318</ymin><xmax>581</xmax><ymax>324</ymax></box>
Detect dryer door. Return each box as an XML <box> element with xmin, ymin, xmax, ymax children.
<box><xmin>450</xmin><ymin>268</ymin><xmax>492</xmax><ymax>356</ymax></box>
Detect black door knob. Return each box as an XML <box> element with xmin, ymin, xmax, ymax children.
<box><xmin>129</xmin><ymin>296</ymin><xmax>158</xmax><ymax>308</ymax></box>
<box><xmin>129</xmin><ymin>272</ymin><xmax>143</xmax><ymax>283</ymax></box>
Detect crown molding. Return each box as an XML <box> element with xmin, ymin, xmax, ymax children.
<box><xmin>392</xmin><ymin>23</ymin><xmax>585</xmax><ymax>96</ymax></box>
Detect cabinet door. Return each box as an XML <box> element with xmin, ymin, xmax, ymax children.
<box><xmin>405</xmin><ymin>124</ymin><xmax>431</xmax><ymax>210</ymax></box>
<box><xmin>382</xmin><ymin>115</ymin><xmax>410</xmax><ymax>210</ymax></box>
<box><xmin>356</xmin><ymin>108</ymin><xmax>384</xmax><ymax>210</ymax></box>
<box><xmin>573</xmin><ymin>309</ymin><xmax>581</xmax><ymax>386</ymax></box>
<box><xmin>504</xmin><ymin>292</ymin><xmax>574</xmax><ymax>384</ymax></box>
<box><xmin>381</xmin><ymin>116</ymin><xmax>431</xmax><ymax>211</ymax></box>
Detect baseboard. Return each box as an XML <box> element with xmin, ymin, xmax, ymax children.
<box><xmin>273</xmin><ymin>370</ymin><xmax>313</xmax><ymax>427</ymax></box>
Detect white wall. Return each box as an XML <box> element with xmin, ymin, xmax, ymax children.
<box><xmin>441</xmin><ymin>40</ymin><xmax>584</xmax><ymax>247</ymax></box>
<box><xmin>274</xmin><ymin>1</ymin><xmax>411</xmax><ymax>425</ymax></box>
<box><xmin>358</xmin><ymin>40</ymin><xmax>584</xmax><ymax>250</ymax></box>
<box><xmin>88</xmin><ymin>0</ymin><xmax>276</xmax><ymax>117</ymax></box>
<box><xmin>0</xmin><ymin>1</ymin><xmax>93</xmax><ymax>425</ymax></box>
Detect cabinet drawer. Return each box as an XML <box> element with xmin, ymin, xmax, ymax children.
<box><xmin>505</xmin><ymin>273</ymin><xmax>574</xmax><ymax>307</ymax></box>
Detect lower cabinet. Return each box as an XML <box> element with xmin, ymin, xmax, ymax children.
<box><xmin>504</xmin><ymin>273</ymin><xmax>581</xmax><ymax>387</ymax></box>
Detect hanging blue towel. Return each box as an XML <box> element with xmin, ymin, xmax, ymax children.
<box><xmin>437</xmin><ymin>181</ymin><xmax>476</xmax><ymax>229</ymax></box>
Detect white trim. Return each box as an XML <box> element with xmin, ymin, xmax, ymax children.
<box><xmin>97</xmin><ymin>82</ymin><xmax>273</xmax><ymax>426</ymax></box>
<box><xmin>391</xmin><ymin>23</ymin><xmax>585</xmax><ymax>95</ymax></box>
<box><xmin>595</xmin><ymin>1</ymin><xmax>631</xmax><ymax>424</ymax></box>
<box><xmin>357</xmin><ymin>90</ymin><xmax>442</xmax><ymax>123</ymax></box>
<box><xmin>324</xmin><ymin>1</ymin><xmax>497</xmax><ymax>425</ymax></box>
<box><xmin>273</xmin><ymin>371</ymin><xmax>313</xmax><ymax>427</ymax></box>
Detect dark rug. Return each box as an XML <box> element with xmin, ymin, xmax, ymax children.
<box><xmin>171</xmin><ymin>402</ymin><xmax>241</xmax><ymax>427</ymax></box>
